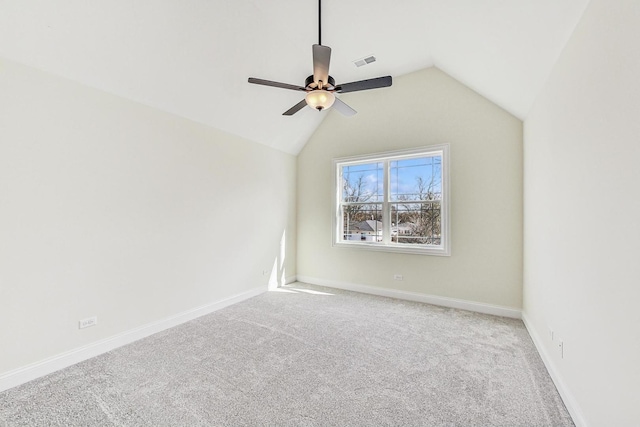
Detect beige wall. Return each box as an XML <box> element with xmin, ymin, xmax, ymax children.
<box><xmin>297</xmin><ymin>67</ymin><xmax>523</xmax><ymax>309</ymax></box>
<box><xmin>523</xmin><ymin>0</ymin><xmax>640</xmax><ymax>424</ymax></box>
<box><xmin>0</xmin><ymin>58</ymin><xmax>296</xmax><ymax>375</ymax></box>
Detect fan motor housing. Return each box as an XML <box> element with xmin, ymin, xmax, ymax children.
<box><xmin>306</xmin><ymin>75</ymin><xmax>335</xmax><ymax>90</ymax></box>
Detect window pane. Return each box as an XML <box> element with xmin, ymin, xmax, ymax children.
<box><xmin>390</xmin><ymin>156</ymin><xmax>442</xmax><ymax>202</ymax></box>
<box><xmin>342</xmin><ymin>162</ymin><xmax>383</xmax><ymax>202</ymax></box>
<box><xmin>390</xmin><ymin>201</ymin><xmax>441</xmax><ymax>245</ymax></box>
<box><xmin>342</xmin><ymin>204</ymin><xmax>383</xmax><ymax>242</ymax></box>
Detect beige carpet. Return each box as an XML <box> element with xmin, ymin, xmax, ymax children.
<box><xmin>0</xmin><ymin>282</ymin><xmax>573</xmax><ymax>426</ymax></box>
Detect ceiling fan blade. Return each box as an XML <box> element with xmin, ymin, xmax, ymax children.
<box><xmin>332</xmin><ymin>97</ymin><xmax>357</xmax><ymax>117</ymax></box>
<box><xmin>248</xmin><ymin>78</ymin><xmax>306</xmax><ymax>92</ymax></box>
<box><xmin>312</xmin><ymin>44</ymin><xmax>331</xmax><ymax>87</ymax></box>
<box><xmin>336</xmin><ymin>76</ymin><xmax>392</xmax><ymax>93</ymax></box>
<box><xmin>283</xmin><ymin>99</ymin><xmax>308</xmax><ymax>116</ymax></box>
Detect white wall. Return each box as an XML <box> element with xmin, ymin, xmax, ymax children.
<box><xmin>297</xmin><ymin>67</ymin><xmax>523</xmax><ymax>310</ymax></box>
<box><xmin>0</xmin><ymin>58</ymin><xmax>296</xmax><ymax>376</ymax></box>
<box><xmin>523</xmin><ymin>0</ymin><xmax>640</xmax><ymax>424</ymax></box>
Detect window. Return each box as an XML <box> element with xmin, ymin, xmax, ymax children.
<box><xmin>333</xmin><ymin>145</ymin><xmax>450</xmax><ymax>256</ymax></box>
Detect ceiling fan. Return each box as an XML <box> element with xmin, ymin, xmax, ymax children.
<box><xmin>248</xmin><ymin>0</ymin><xmax>392</xmax><ymax>117</ymax></box>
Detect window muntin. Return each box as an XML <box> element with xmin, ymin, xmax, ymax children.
<box><xmin>334</xmin><ymin>146</ymin><xmax>450</xmax><ymax>256</ymax></box>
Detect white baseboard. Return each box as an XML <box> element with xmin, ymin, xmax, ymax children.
<box><xmin>0</xmin><ymin>286</ymin><xmax>266</xmax><ymax>393</ymax></box>
<box><xmin>285</xmin><ymin>275</ymin><xmax>297</xmax><ymax>285</ymax></box>
<box><xmin>522</xmin><ymin>312</ymin><xmax>586</xmax><ymax>427</ymax></box>
<box><xmin>295</xmin><ymin>276</ymin><xmax>521</xmax><ymax>319</ymax></box>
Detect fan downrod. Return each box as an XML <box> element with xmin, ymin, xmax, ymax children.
<box><xmin>305</xmin><ymin>75</ymin><xmax>335</xmax><ymax>90</ymax></box>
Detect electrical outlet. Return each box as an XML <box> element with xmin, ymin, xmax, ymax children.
<box><xmin>557</xmin><ymin>339</ymin><xmax>564</xmax><ymax>359</ymax></box>
<box><xmin>393</xmin><ymin>274</ymin><xmax>403</xmax><ymax>281</ymax></box>
<box><xmin>79</xmin><ymin>316</ymin><xmax>98</xmax><ymax>329</ymax></box>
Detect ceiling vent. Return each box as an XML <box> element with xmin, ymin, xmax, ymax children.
<box><xmin>354</xmin><ymin>55</ymin><xmax>376</xmax><ymax>67</ymax></box>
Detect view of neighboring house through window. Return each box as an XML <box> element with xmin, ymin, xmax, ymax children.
<box><xmin>334</xmin><ymin>145</ymin><xmax>450</xmax><ymax>255</ymax></box>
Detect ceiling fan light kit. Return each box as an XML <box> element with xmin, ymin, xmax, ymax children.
<box><xmin>306</xmin><ymin>90</ymin><xmax>335</xmax><ymax>111</ymax></box>
<box><xmin>248</xmin><ymin>0</ymin><xmax>392</xmax><ymax>116</ymax></box>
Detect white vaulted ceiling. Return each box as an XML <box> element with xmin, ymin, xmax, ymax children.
<box><xmin>0</xmin><ymin>0</ymin><xmax>589</xmax><ymax>154</ymax></box>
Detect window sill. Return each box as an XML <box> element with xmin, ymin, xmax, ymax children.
<box><xmin>333</xmin><ymin>241</ymin><xmax>451</xmax><ymax>256</ymax></box>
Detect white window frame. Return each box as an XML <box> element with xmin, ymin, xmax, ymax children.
<box><xmin>332</xmin><ymin>144</ymin><xmax>450</xmax><ymax>256</ymax></box>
